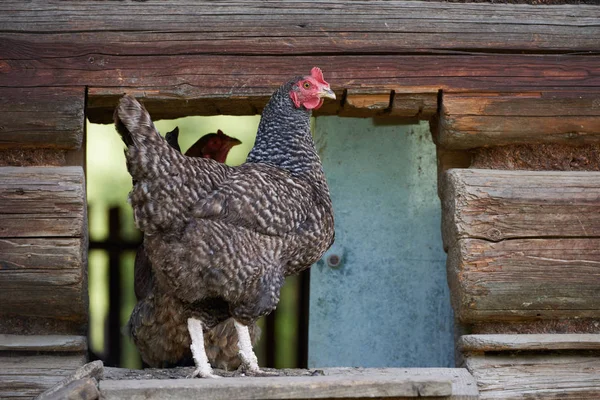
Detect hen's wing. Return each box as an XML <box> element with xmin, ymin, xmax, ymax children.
<box><xmin>193</xmin><ymin>163</ymin><xmax>327</xmax><ymax>237</ymax></box>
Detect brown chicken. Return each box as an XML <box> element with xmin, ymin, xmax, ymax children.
<box><xmin>131</xmin><ymin>128</ymin><xmax>253</xmax><ymax>370</ymax></box>
<box><xmin>114</xmin><ymin>67</ymin><xmax>335</xmax><ymax>378</ymax></box>
<box><xmin>165</xmin><ymin>127</ymin><xmax>241</xmax><ymax>162</ymax></box>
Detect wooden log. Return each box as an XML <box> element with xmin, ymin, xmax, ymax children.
<box><xmin>448</xmin><ymin>238</ymin><xmax>600</xmax><ymax>323</ymax></box>
<box><xmin>0</xmin><ymin>238</ymin><xmax>87</xmax><ymax>321</ymax></box>
<box><xmin>460</xmin><ymin>334</ymin><xmax>600</xmax><ymax>353</ymax></box>
<box><xmin>100</xmin><ymin>370</ymin><xmax>455</xmax><ymax>399</ymax></box>
<box><xmin>37</xmin><ymin>378</ymin><xmax>99</xmax><ymax>400</ymax></box>
<box><xmin>0</xmin><ymin>87</ymin><xmax>85</xmax><ymax>150</ymax></box>
<box><xmin>0</xmin><ymin>353</ymin><xmax>86</xmax><ymax>399</ymax></box>
<box><xmin>72</xmin><ymin>55</ymin><xmax>600</xmax><ymax>123</ymax></box>
<box><xmin>465</xmin><ymin>353</ymin><xmax>600</xmax><ymax>399</ymax></box>
<box><xmin>441</xmin><ymin>169</ymin><xmax>600</xmax><ymax>249</ymax></box>
<box><xmin>0</xmin><ymin>335</ymin><xmax>87</xmax><ymax>352</ymax></box>
<box><xmin>437</xmin><ymin>92</ymin><xmax>600</xmax><ymax>149</ymax></box>
<box><xmin>1</xmin><ymin>1</ymin><xmax>598</xmax><ymax>56</ymax></box>
<box><xmin>390</xmin><ymin>92</ymin><xmax>438</xmax><ymax>120</ymax></box>
<box><xmin>340</xmin><ymin>90</ymin><xmax>392</xmax><ymax>117</ymax></box>
<box><xmin>0</xmin><ymin>167</ymin><xmax>86</xmax><ymax>323</ymax></box>
<box><xmin>0</xmin><ymin>167</ymin><xmax>85</xmax><ymax>238</ymax></box>
<box><xmin>37</xmin><ymin>361</ymin><xmax>103</xmax><ymax>400</ymax></box>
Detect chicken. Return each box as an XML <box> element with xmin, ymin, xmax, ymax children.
<box><xmin>114</xmin><ymin>67</ymin><xmax>335</xmax><ymax>378</ymax></box>
<box><xmin>166</xmin><ymin>127</ymin><xmax>242</xmax><ymax>162</ymax></box>
<box><xmin>130</xmin><ymin>128</ymin><xmax>253</xmax><ymax>370</ymax></box>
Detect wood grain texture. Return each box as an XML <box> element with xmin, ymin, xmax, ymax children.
<box><xmin>1</xmin><ymin>1</ymin><xmax>597</xmax><ymax>55</ymax></box>
<box><xmin>0</xmin><ymin>335</ymin><xmax>87</xmax><ymax>352</ymax></box>
<box><xmin>0</xmin><ymin>167</ymin><xmax>85</xmax><ymax>237</ymax></box>
<box><xmin>0</xmin><ymin>353</ymin><xmax>86</xmax><ymax>399</ymax></box>
<box><xmin>101</xmin><ymin>367</ymin><xmax>479</xmax><ymax>399</ymax></box>
<box><xmin>441</xmin><ymin>169</ymin><xmax>600</xmax><ymax>249</ymax></box>
<box><xmin>465</xmin><ymin>354</ymin><xmax>600</xmax><ymax>399</ymax></box>
<box><xmin>0</xmin><ymin>87</ymin><xmax>85</xmax><ymax>150</ymax></box>
<box><xmin>448</xmin><ymin>238</ymin><xmax>600</xmax><ymax>323</ymax></box>
<box><xmin>460</xmin><ymin>334</ymin><xmax>600</xmax><ymax>353</ymax></box>
<box><xmin>0</xmin><ymin>167</ymin><xmax>87</xmax><ymax>324</ymax></box>
<box><xmin>437</xmin><ymin>92</ymin><xmax>600</xmax><ymax>149</ymax></box>
<box><xmin>100</xmin><ymin>370</ymin><xmax>455</xmax><ymax>399</ymax></box>
<box><xmin>0</xmin><ymin>2</ymin><xmax>599</xmax><ymax>121</ymax></box>
<box><xmin>0</xmin><ymin>238</ymin><xmax>87</xmax><ymax>321</ymax></box>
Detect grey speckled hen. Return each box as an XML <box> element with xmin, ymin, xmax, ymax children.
<box><xmin>114</xmin><ymin>67</ymin><xmax>335</xmax><ymax>378</ymax></box>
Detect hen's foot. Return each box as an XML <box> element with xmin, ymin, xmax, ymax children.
<box><xmin>235</xmin><ymin>366</ymin><xmax>280</xmax><ymax>377</ymax></box>
<box><xmin>188</xmin><ymin>368</ymin><xmax>222</xmax><ymax>379</ymax></box>
<box><xmin>187</xmin><ymin>317</ymin><xmax>220</xmax><ymax>379</ymax></box>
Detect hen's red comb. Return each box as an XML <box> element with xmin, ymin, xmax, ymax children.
<box><xmin>310</xmin><ymin>67</ymin><xmax>328</xmax><ymax>86</ymax></box>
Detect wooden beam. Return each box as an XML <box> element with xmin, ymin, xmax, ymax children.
<box><xmin>100</xmin><ymin>369</ymin><xmax>460</xmax><ymax>399</ymax></box>
<box><xmin>0</xmin><ymin>238</ymin><xmax>87</xmax><ymax>321</ymax></box>
<box><xmin>441</xmin><ymin>169</ymin><xmax>600</xmax><ymax>249</ymax></box>
<box><xmin>460</xmin><ymin>334</ymin><xmax>600</xmax><ymax>353</ymax></box>
<box><xmin>1</xmin><ymin>1</ymin><xmax>598</xmax><ymax>56</ymax></box>
<box><xmin>465</xmin><ymin>354</ymin><xmax>600</xmax><ymax>400</ymax></box>
<box><xmin>0</xmin><ymin>167</ymin><xmax>85</xmax><ymax>238</ymax></box>
<box><xmin>0</xmin><ymin>354</ymin><xmax>86</xmax><ymax>399</ymax></box>
<box><xmin>0</xmin><ymin>335</ymin><xmax>87</xmax><ymax>352</ymax></box>
<box><xmin>448</xmin><ymin>238</ymin><xmax>600</xmax><ymax>323</ymax></box>
<box><xmin>390</xmin><ymin>91</ymin><xmax>438</xmax><ymax>120</ymax></box>
<box><xmin>340</xmin><ymin>90</ymin><xmax>392</xmax><ymax>117</ymax></box>
<box><xmin>0</xmin><ymin>88</ymin><xmax>85</xmax><ymax>150</ymax></box>
<box><xmin>437</xmin><ymin>92</ymin><xmax>600</xmax><ymax>149</ymax></box>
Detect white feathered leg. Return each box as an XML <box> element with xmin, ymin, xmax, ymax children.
<box><xmin>187</xmin><ymin>317</ymin><xmax>220</xmax><ymax>378</ymax></box>
<box><xmin>234</xmin><ymin>319</ymin><xmax>260</xmax><ymax>373</ymax></box>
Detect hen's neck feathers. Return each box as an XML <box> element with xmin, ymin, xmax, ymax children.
<box><xmin>246</xmin><ymin>79</ymin><xmax>323</xmax><ymax>181</ymax></box>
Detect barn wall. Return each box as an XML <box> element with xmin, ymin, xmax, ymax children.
<box><xmin>1</xmin><ymin>0</ymin><xmax>600</xmax><ymax>398</ymax></box>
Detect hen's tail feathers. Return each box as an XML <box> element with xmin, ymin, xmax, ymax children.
<box><xmin>114</xmin><ymin>95</ymin><xmax>161</xmax><ymax>148</ymax></box>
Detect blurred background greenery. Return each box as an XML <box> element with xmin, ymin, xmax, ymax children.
<box><xmin>87</xmin><ymin>115</ymin><xmax>305</xmax><ymax>369</ymax></box>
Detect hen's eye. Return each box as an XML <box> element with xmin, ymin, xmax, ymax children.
<box><xmin>303</xmin><ymin>82</ymin><xmax>311</xmax><ymax>89</ymax></box>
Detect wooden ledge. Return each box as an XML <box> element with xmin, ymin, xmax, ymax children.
<box><xmin>0</xmin><ymin>334</ymin><xmax>87</xmax><ymax>352</ymax></box>
<box><xmin>100</xmin><ymin>368</ymin><xmax>478</xmax><ymax>399</ymax></box>
<box><xmin>460</xmin><ymin>334</ymin><xmax>600</xmax><ymax>353</ymax></box>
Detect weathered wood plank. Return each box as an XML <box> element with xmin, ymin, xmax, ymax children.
<box><xmin>340</xmin><ymin>90</ymin><xmax>392</xmax><ymax>117</ymax></box>
<box><xmin>437</xmin><ymin>92</ymin><xmax>600</xmax><ymax>149</ymax></box>
<box><xmin>390</xmin><ymin>91</ymin><xmax>438</xmax><ymax>120</ymax></box>
<box><xmin>441</xmin><ymin>169</ymin><xmax>600</xmax><ymax>248</ymax></box>
<box><xmin>0</xmin><ymin>53</ymin><xmax>586</xmax><ymax>122</ymax></box>
<box><xmin>0</xmin><ymin>238</ymin><xmax>87</xmax><ymax>321</ymax></box>
<box><xmin>0</xmin><ymin>167</ymin><xmax>85</xmax><ymax>237</ymax></box>
<box><xmin>37</xmin><ymin>361</ymin><xmax>103</xmax><ymax>400</ymax></box>
<box><xmin>448</xmin><ymin>238</ymin><xmax>600</xmax><ymax>323</ymax></box>
<box><xmin>100</xmin><ymin>370</ymin><xmax>454</xmax><ymax>399</ymax></box>
<box><xmin>0</xmin><ymin>353</ymin><xmax>86</xmax><ymax>399</ymax></box>
<box><xmin>0</xmin><ymin>335</ymin><xmax>87</xmax><ymax>352</ymax></box>
<box><xmin>0</xmin><ymin>88</ymin><xmax>85</xmax><ymax>150</ymax></box>
<box><xmin>460</xmin><ymin>334</ymin><xmax>600</xmax><ymax>353</ymax></box>
<box><xmin>465</xmin><ymin>354</ymin><xmax>600</xmax><ymax>399</ymax></box>
<box><xmin>1</xmin><ymin>1</ymin><xmax>598</xmax><ymax>56</ymax></box>
<box><xmin>100</xmin><ymin>368</ymin><xmax>478</xmax><ymax>399</ymax></box>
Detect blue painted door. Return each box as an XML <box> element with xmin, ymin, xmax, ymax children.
<box><xmin>309</xmin><ymin>117</ymin><xmax>454</xmax><ymax>368</ymax></box>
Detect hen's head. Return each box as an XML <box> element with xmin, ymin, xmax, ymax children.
<box><xmin>186</xmin><ymin>129</ymin><xmax>241</xmax><ymax>163</ymax></box>
<box><xmin>289</xmin><ymin>67</ymin><xmax>336</xmax><ymax>110</ymax></box>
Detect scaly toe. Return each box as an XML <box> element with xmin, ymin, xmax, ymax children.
<box><xmin>189</xmin><ymin>368</ymin><xmax>222</xmax><ymax>379</ymax></box>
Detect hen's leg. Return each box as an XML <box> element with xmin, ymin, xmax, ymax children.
<box><xmin>233</xmin><ymin>319</ymin><xmax>260</xmax><ymax>373</ymax></box>
<box><xmin>187</xmin><ymin>317</ymin><xmax>220</xmax><ymax>378</ymax></box>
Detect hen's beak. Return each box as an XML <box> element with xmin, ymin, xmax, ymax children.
<box><xmin>319</xmin><ymin>87</ymin><xmax>336</xmax><ymax>100</ymax></box>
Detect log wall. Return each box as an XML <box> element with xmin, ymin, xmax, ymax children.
<box><xmin>2</xmin><ymin>0</ymin><xmax>600</xmax><ymax>398</ymax></box>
